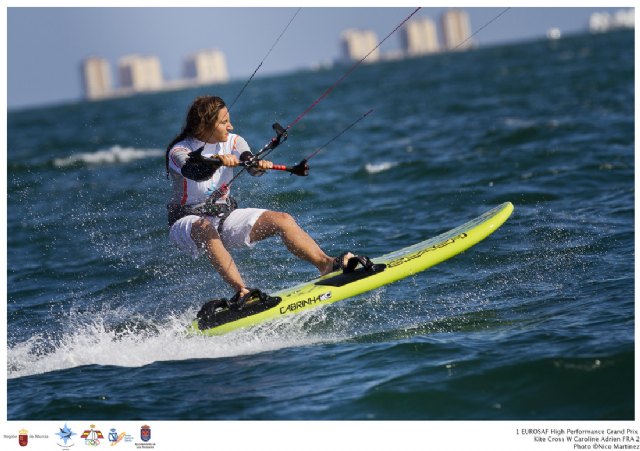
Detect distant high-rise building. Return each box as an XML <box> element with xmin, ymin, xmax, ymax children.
<box><xmin>81</xmin><ymin>57</ymin><xmax>112</xmax><ymax>100</ymax></box>
<box><xmin>183</xmin><ymin>49</ymin><xmax>229</xmax><ymax>84</ymax></box>
<box><xmin>589</xmin><ymin>12</ymin><xmax>612</xmax><ymax>33</ymax></box>
<box><xmin>340</xmin><ymin>29</ymin><xmax>380</xmax><ymax>62</ymax></box>
<box><xmin>118</xmin><ymin>55</ymin><xmax>163</xmax><ymax>92</ymax></box>
<box><xmin>441</xmin><ymin>9</ymin><xmax>473</xmax><ymax>50</ymax></box>
<box><xmin>400</xmin><ymin>17</ymin><xmax>440</xmax><ymax>56</ymax></box>
<box><xmin>589</xmin><ymin>8</ymin><xmax>635</xmax><ymax>33</ymax></box>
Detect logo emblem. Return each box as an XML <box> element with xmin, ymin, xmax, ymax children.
<box><xmin>108</xmin><ymin>428</ymin><xmax>127</xmax><ymax>446</ymax></box>
<box><xmin>140</xmin><ymin>425</ymin><xmax>151</xmax><ymax>443</ymax></box>
<box><xmin>81</xmin><ymin>424</ymin><xmax>104</xmax><ymax>447</ymax></box>
<box><xmin>19</xmin><ymin>429</ymin><xmax>28</xmax><ymax>447</ymax></box>
<box><xmin>56</xmin><ymin>423</ymin><xmax>77</xmax><ymax>448</ymax></box>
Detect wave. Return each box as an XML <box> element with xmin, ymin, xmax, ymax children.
<box><xmin>364</xmin><ymin>161</ymin><xmax>399</xmax><ymax>174</ymax></box>
<box><xmin>6</xmin><ymin>308</ymin><xmax>344</xmax><ymax>379</ymax></box>
<box><xmin>52</xmin><ymin>145</ymin><xmax>163</xmax><ymax>167</ymax></box>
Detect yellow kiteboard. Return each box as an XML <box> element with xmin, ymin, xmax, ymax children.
<box><xmin>189</xmin><ymin>202</ymin><xmax>514</xmax><ymax>336</ymax></box>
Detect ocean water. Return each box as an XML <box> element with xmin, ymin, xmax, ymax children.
<box><xmin>7</xmin><ymin>30</ymin><xmax>634</xmax><ymax>422</ymax></box>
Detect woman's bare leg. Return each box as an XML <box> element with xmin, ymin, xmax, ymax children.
<box><xmin>190</xmin><ymin>218</ymin><xmax>249</xmax><ymax>296</ymax></box>
<box><xmin>249</xmin><ymin>211</ymin><xmax>351</xmax><ymax>275</ymax></box>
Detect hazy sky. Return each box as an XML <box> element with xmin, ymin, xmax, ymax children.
<box><xmin>6</xmin><ymin>4</ymin><xmax>626</xmax><ymax>109</ymax></box>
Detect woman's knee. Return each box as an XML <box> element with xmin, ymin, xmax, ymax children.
<box><xmin>190</xmin><ymin>218</ymin><xmax>220</xmax><ymax>244</ymax></box>
<box><xmin>265</xmin><ymin>211</ymin><xmax>297</xmax><ymax>230</ymax></box>
<box><xmin>252</xmin><ymin>211</ymin><xmax>297</xmax><ymax>240</ymax></box>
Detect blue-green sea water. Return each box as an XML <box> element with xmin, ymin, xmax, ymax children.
<box><xmin>7</xmin><ymin>30</ymin><xmax>634</xmax><ymax>421</ymax></box>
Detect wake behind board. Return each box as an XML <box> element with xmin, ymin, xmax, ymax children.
<box><xmin>189</xmin><ymin>202</ymin><xmax>514</xmax><ymax>336</ymax></box>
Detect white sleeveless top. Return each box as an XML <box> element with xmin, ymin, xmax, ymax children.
<box><xmin>167</xmin><ymin>133</ymin><xmax>250</xmax><ymax>207</ymax></box>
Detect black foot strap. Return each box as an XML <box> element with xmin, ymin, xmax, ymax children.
<box><xmin>344</xmin><ymin>255</ymin><xmax>379</xmax><ymax>273</ymax></box>
<box><xmin>332</xmin><ymin>252</ymin><xmax>384</xmax><ymax>274</ymax></box>
<box><xmin>196</xmin><ymin>289</ymin><xmax>282</xmax><ymax>331</ymax></box>
<box><xmin>317</xmin><ymin>254</ymin><xmax>386</xmax><ymax>288</ymax></box>
<box><xmin>331</xmin><ymin>251</ymin><xmax>353</xmax><ymax>272</ymax></box>
<box><xmin>227</xmin><ymin>289</ymin><xmax>279</xmax><ymax>311</ymax></box>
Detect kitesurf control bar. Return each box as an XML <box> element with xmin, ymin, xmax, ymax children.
<box><xmin>239</xmin><ymin>107</ymin><xmax>372</xmax><ymax>176</ymax></box>
<box><xmin>238</xmin><ymin>123</ymin><xmax>308</xmax><ymax>176</ymax></box>
<box><xmin>244</xmin><ymin>159</ymin><xmax>309</xmax><ymax>176</ymax></box>
<box><xmin>207</xmin><ymin>155</ymin><xmax>308</xmax><ymax>176</ymax></box>
<box><xmin>201</xmin><ymin>121</ymin><xmax>303</xmax><ymax>180</ymax></box>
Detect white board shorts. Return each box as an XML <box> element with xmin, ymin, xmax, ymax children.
<box><xmin>169</xmin><ymin>208</ymin><xmax>267</xmax><ymax>258</ymax></box>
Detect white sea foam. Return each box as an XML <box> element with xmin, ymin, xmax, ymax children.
<box><xmin>7</xmin><ymin>309</ymin><xmax>342</xmax><ymax>379</ymax></box>
<box><xmin>364</xmin><ymin>161</ymin><xmax>398</xmax><ymax>174</ymax></box>
<box><xmin>53</xmin><ymin>145</ymin><xmax>163</xmax><ymax>167</ymax></box>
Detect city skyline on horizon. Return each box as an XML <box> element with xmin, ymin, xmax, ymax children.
<box><xmin>7</xmin><ymin>7</ymin><xmax>632</xmax><ymax>110</ymax></box>
<box><xmin>81</xmin><ymin>9</ymin><xmax>474</xmax><ymax>102</ymax></box>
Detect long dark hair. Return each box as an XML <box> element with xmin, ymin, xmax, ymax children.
<box><xmin>165</xmin><ymin>95</ymin><xmax>227</xmax><ymax>176</ymax></box>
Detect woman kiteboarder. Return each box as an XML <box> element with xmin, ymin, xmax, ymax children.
<box><xmin>166</xmin><ymin>95</ymin><xmax>355</xmax><ymax>306</ymax></box>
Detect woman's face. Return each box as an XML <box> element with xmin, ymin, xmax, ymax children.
<box><xmin>210</xmin><ymin>107</ymin><xmax>233</xmax><ymax>142</ymax></box>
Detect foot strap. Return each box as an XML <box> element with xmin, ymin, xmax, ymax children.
<box><xmin>196</xmin><ymin>289</ymin><xmax>282</xmax><ymax>331</ymax></box>
<box><xmin>332</xmin><ymin>252</ymin><xmax>385</xmax><ymax>274</ymax></box>
<box><xmin>227</xmin><ymin>289</ymin><xmax>280</xmax><ymax>311</ymax></box>
<box><xmin>344</xmin><ymin>255</ymin><xmax>380</xmax><ymax>273</ymax></box>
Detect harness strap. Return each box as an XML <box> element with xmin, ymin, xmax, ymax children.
<box><xmin>167</xmin><ymin>197</ymin><xmax>238</xmax><ymax>236</ymax></box>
